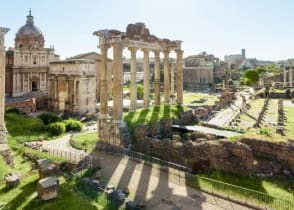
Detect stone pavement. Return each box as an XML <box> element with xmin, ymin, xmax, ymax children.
<box><xmin>208</xmin><ymin>88</ymin><xmax>254</xmax><ymax>127</ymax></box>
<box><xmin>172</xmin><ymin>125</ymin><xmax>240</xmax><ymax>138</ymax></box>
<box><xmin>95</xmin><ymin>151</ymin><xmax>254</xmax><ymax>210</ymax></box>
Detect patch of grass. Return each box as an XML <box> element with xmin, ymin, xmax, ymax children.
<box><xmin>183</xmin><ymin>92</ymin><xmax>218</xmax><ymax>106</ymax></box>
<box><xmin>123</xmin><ymin>105</ymin><xmax>183</xmax><ymax>131</ymax></box>
<box><xmin>71</xmin><ymin>132</ymin><xmax>98</xmax><ymax>152</ymax></box>
<box><xmin>189</xmin><ymin>170</ymin><xmax>294</xmax><ymax>209</ymax></box>
<box><xmin>284</xmin><ymin>103</ymin><xmax>294</xmax><ymax>139</ymax></box>
<box><xmin>0</xmin><ymin>175</ymin><xmax>100</xmax><ymax>210</ymax></box>
<box><xmin>5</xmin><ymin>112</ymin><xmax>50</xmax><ymax>141</ymax></box>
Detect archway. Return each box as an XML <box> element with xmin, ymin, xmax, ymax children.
<box><xmin>32</xmin><ymin>81</ymin><xmax>38</xmax><ymax>91</ymax></box>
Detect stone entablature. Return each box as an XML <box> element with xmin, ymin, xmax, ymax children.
<box><xmin>94</xmin><ymin>22</ymin><xmax>183</xmax><ymax>148</ymax></box>
<box><xmin>48</xmin><ymin>59</ymin><xmax>96</xmax><ymax>115</ymax></box>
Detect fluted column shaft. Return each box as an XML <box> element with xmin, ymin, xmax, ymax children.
<box><xmin>143</xmin><ymin>49</ymin><xmax>150</xmax><ymax>108</ymax></box>
<box><xmin>0</xmin><ymin>27</ymin><xmax>9</xmax><ymax>143</ymax></box>
<box><xmin>283</xmin><ymin>68</ymin><xmax>287</xmax><ymax>87</ymax></box>
<box><xmin>112</xmin><ymin>42</ymin><xmax>123</xmax><ymax>120</ymax></box>
<box><xmin>290</xmin><ymin>69</ymin><xmax>293</xmax><ymax>87</ymax></box>
<box><xmin>164</xmin><ymin>50</ymin><xmax>170</xmax><ymax>104</ymax></box>
<box><xmin>170</xmin><ymin>63</ymin><xmax>175</xmax><ymax>104</ymax></box>
<box><xmin>129</xmin><ymin>47</ymin><xmax>137</xmax><ymax>111</ymax></box>
<box><xmin>99</xmin><ymin>44</ymin><xmax>108</xmax><ymax>119</ymax></box>
<box><xmin>154</xmin><ymin>50</ymin><xmax>161</xmax><ymax>105</ymax></box>
<box><xmin>176</xmin><ymin>50</ymin><xmax>183</xmax><ymax>105</ymax></box>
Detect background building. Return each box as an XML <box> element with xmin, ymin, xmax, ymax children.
<box><xmin>183</xmin><ymin>52</ymin><xmax>227</xmax><ymax>89</ymax></box>
<box><xmin>5</xmin><ymin>11</ymin><xmax>59</xmax><ymax>97</ymax></box>
<box><xmin>48</xmin><ymin>59</ymin><xmax>96</xmax><ymax>115</ymax></box>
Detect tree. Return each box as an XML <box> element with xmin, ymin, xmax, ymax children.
<box><xmin>243</xmin><ymin>69</ymin><xmax>259</xmax><ymax>85</ymax></box>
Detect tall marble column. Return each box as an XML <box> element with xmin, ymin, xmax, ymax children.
<box><xmin>0</xmin><ymin>27</ymin><xmax>9</xmax><ymax>143</ymax></box>
<box><xmin>112</xmin><ymin>41</ymin><xmax>123</xmax><ymax>121</ymax></box>
<box><xmin>283</xmin><ymin>68</ymin><xmax>287</xmax><ymax>87</ymax></box>
<box><xmin>143</xmin><ymin>49</ymin><xmax>150</xmax><ymax>108</ymax></box>
<box><xmin>176</xmin><ymin>50</ymin><xmax>183</xmax><ymax>105</ymax></box>
<box><xmin>163</xmin><ymin>50</ymin><xmax>170</xmax><ymax>104</ymax></box>
<box><xmin>99</xmin><ymin>44</ymin><xmax>109</xmax><ymax>120</ymax></box>
<box><xmin>129</xmin><ymin>47</ymin><xmax>137</xmax><ymax>111</ymax></box>
<box><xmin>290</xmin><ymin>68</ymin><xmax>293</xmax><ymax>87</ymax></box>
<box><xmin>170</xmin><ymin>63</ymin><xmax>175</xmax><ymax>104</ymax></box>
<box><xmin>154</xmin><ymin>50</ymin><xmax>161</xmax><ymax>105</ymax></box>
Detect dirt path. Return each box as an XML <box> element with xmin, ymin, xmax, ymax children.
<box><xmin>41</xmin><ymin>134</ymin><xmax>81</xmax><ymax>153</ymax></box>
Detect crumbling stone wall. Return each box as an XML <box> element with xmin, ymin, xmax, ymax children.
<box><xmin>133</xmin><ymin>124</ymin><xmax>294</xmax><ymax>175</ymax></box>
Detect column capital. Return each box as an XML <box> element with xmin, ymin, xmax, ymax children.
<box><xmin>128</xmin><ymin>47</ymin><xmax>138</xmax><ymax>52</ymax></box>
<box><xmin>153</xmin><ymin>50</ymin><xmax>160</xmax><ymax>56</ymax></box>
<box><xmin>142</xmin><ymin>48</ymin><xmax>150</xmax><ymax>53</ymax></box>
<box><xmin>175</xmin><ymin>49</ymin><xmax>184</xmax><ymax>55</ymax></box>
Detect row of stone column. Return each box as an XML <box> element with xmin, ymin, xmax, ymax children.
<box><xmin>283</xmin><ymin>68</ymin><xmax>293</xmax><ymax>87</ymax></box>
<box><xmin>99</xmin><ymin>43</ymin><xmax>183</xmax><ymax>123</ymax></box>
<box><xmin>128</xmin><ymin>48</ymin><xmax>183</xmax><ymax>111</ymax></box>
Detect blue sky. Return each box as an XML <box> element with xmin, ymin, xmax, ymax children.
<box><xmin>1</xmin><ymin>0</ymin><xmax>294</xmax><ymax>61</ymax></box>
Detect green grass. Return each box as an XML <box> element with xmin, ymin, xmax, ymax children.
<box><xmin>189</xmin><ymin>170</ymin><xmax>294</xmax><ymax>210</ymax></box>
<box><xmin>183</xmin><ymin>92</ymin><xmax>218</xmax><ymax>106</ymax></box>
<box><xmin>123</xmin><ymin>105</ymin><xmax>183</xmax><ymax>131</ymax></box>
<box><xmin>0</xmin><ymin>175</ymin><xmax>102</xmax><ymax>210</ymax></box>
<box><xmin>284</xmin><ymin>103</ymin><xmax>294</xmax><ymax>139</ymax></box>
<box><xmin>5</xmin><ymin>112</ymin><xmax>48</xmax><ymax>139</ymax></box>
<box><xmin>71</xmin><ymin>132</ymin><xmax>98</xmax><ymax>151</ymax></box>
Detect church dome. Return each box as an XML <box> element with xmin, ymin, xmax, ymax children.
<box><xmin>15</xmin><ymin>10</ymin><xmax>44</xmax><ymax>49</ymax></box>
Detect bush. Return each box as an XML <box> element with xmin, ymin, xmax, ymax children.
<box><xmin>259</xmin><ymin>127</ymin><xmax>272</xmax><ymax>137</ymax></box>
<box><xmin>5</xmin><ymin>107</ymin><xmax>21</xmax><ymax>114</ymax></box>
<box><xmin>39</xmin><ymin>112</ymin><xmax>62</xmax><ymax>125</ymax></box>
<box><xmin>227</xmin><ymin>79</ymin><xmax>234</xmax><ymax>85</ymax></box>
<box><xmin>63</xmin><ymin>119</ymin><xmax>83</xmax><ymax>132</ymax></box>
<box><xmin>47</xmin><ymin>122</ymin><xmax>65</xmax><ymax>136</ymax></box>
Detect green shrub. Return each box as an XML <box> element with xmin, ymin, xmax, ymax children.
<box><xmin>47</xmin><ymin>122</ymin><xmax>65</xmax><ymax>136</ymax></box>
<box><xmin>259</xmin><ymin>127</ymin><xmax>272</xmax><ymax>137</ymax></box>
<box><xmin>227</xmin><ymin>79</ymin><xmax>234</xmax><ymax>85</ymax></box>
<box><xmin>63</xmin><ymin>119</ymin><xmax>83</xmax><ymax>132</ymax></box>
<box><xmin>38</xmin><ymin>112</ymin><xmax>62</xmax><ymax>125</ymax></box>
<box><xmin>5</xmin><ymin>107</ymin><xmax>21</xmax><ymax>114</ymax></box>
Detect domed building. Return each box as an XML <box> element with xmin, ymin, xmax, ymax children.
<box><xmin>5</xmin><ymin>10</ymin><xmax>59</xmax><ymax>97</ymax></box>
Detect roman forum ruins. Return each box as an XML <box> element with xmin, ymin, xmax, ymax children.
<box><xmin>0</xmin><ymin>27</ymin><xmax>9</xmax><ymax>143</ymax></box>
<box><xmin>94</xmin><ymin>23</ymin><xmax>183</xmax><ymax>147</ymax></box>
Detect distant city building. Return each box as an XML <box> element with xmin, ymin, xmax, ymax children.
<box><xmin>225</xmin><ymin>49</ymin><xmax>274</xmax><ymax>71</ymax></box>
<box><xmin>183</xmin><ymin>52</ymin><xmax>227</xmax><ymax>89</ymax></box>
<box><xmin>5</xmin><ymin>11</ymin><xmax>59</xmax><ymax>97</ymax></box>
<box><xmin>224</xmin><ymin>49</ymin><xmax>246</xmax><ymax>70</ymax></box>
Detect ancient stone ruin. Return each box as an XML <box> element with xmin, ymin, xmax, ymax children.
<box><xmin>93</xmin><ymin>23</ymin><xmax>183</xmax><ymax>149</ymax></box>
<box><xmin>37</xmin><ymin>177</ymin><xmax>59</xmax><ymax>200</ymax></box>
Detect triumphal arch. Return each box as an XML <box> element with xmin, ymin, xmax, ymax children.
<box><xmin>94</xmin><ymin>22</ymin><xmax>183</xmax><ymax>148</ymax></box>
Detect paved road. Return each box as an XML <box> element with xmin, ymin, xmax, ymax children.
<box><xmin>208</xmin><ymin>88</ymin><xmax>254</xmax><ymax>127</ymax></box>
<box><xmin>173</xmin><ymin>125</ymin><xmax>240</xmax><ymax>138</ymax></box>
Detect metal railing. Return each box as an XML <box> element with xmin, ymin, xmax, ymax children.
<box><xmin>188</xmin><ymin>175</ymin><xmax>294</xmax><ymax>210</ymax></box>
